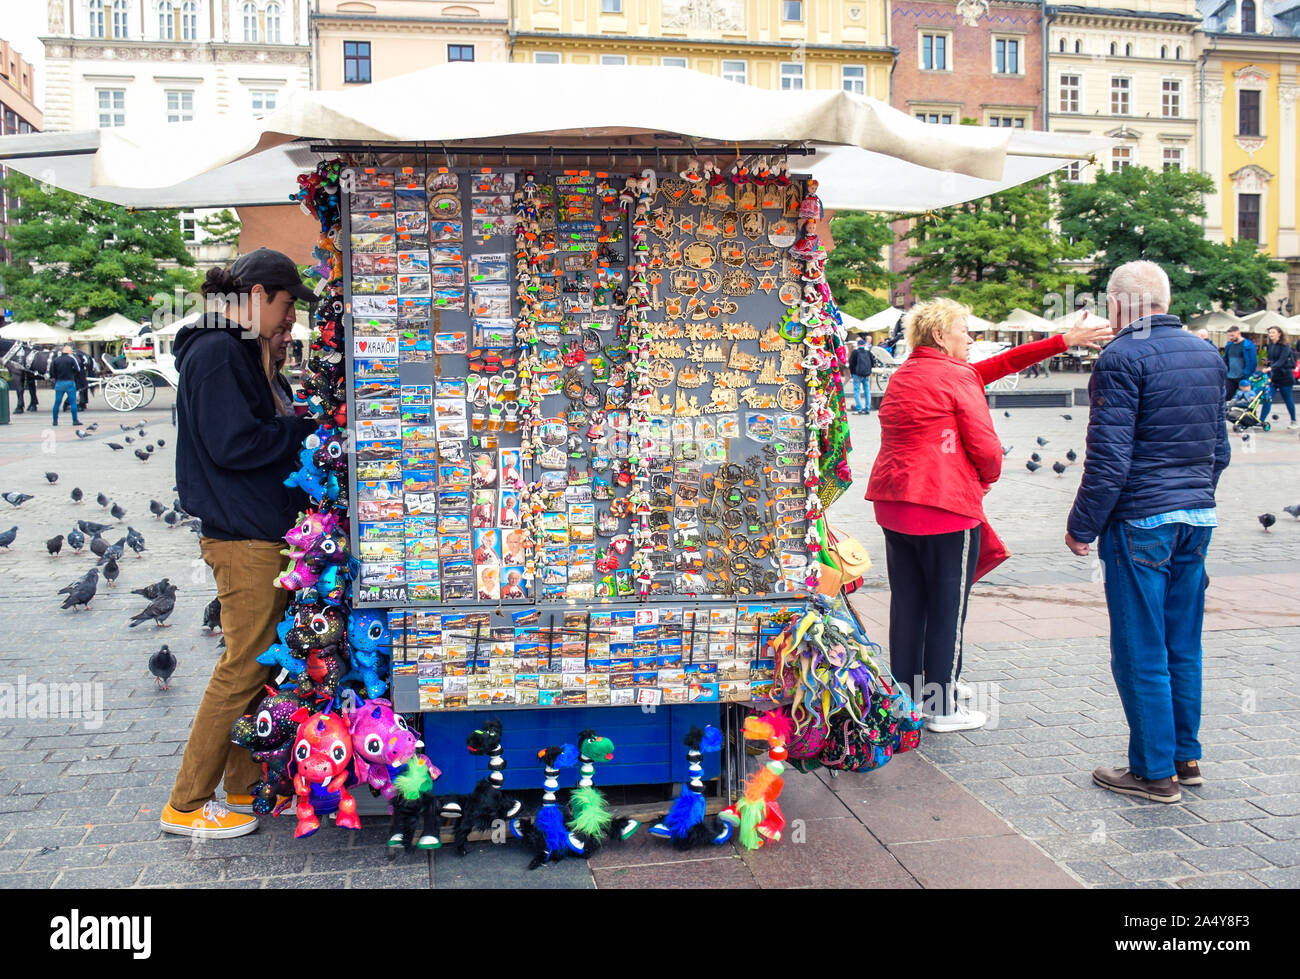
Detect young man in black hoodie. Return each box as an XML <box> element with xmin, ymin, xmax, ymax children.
<box><xmin>160</xmin><ymin>249</ymin><xmax>318</xmax><ymax>839</ymax></box>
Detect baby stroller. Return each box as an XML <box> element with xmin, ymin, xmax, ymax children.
<box><xmin>1227</xmin><ymin>372</ymin><xmax>1272</xmax><ymax>432</ymax></box>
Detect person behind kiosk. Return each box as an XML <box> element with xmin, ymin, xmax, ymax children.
<box><xmin>159</xmin><ymin>249</ymin><xmax>318</xmax><ymax>839</ymax></box>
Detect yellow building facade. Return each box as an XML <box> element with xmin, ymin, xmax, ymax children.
<box><xmin>508</xmin><ymin>0</ymin><xmax>894</xmax><ymax>97</ymax></box>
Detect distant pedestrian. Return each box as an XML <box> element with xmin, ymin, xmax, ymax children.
<box><xmin>1222</xmin><ymin>325</ymin><xmax>1256</xmax><ymax>403</ymax></box>
<box><xmin>1065</xmin><ymin>261</ymin><xmax>1229</xmax><ymax>804</ymax></box>
<box><xmin>847</xmin><ymin>337</ymin><xmax>876</xmax><ymax>414</ymax></box>
<box><xmin>73</xmin><ymin>346</ymin><xmax>94</xmax><ymax>410</ymax></box>
<box><xmin>1264</xmin><ymin>325</ymin><xmax>1297</xmax><ymax>429</ymax></box>
<box><xmin>50</xmin><ymin>345</ymin><xmax>82</xmax><ymax>427</ymax></box>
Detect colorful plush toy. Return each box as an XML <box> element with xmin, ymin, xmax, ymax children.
<box><xmin>649</xmin><ymin>725</ymin><xmax>731</xmax><ymax>850</ymax></box>
<box><xmin>719</xmin><ymin>713</ymin><xmax>790</xmax><ymax>849</ymax></box>
<box><xmin>510</xmin><ymin>744</ymin><xmax>580</xmax><ymax>870</ymax></box>
<box><xmin>290</xmin><ymin>706</ymin><xmax>360</xmax><ymax>838</ymax></box>
<box><xmin>275</xmin><ymin>510</ymin><xmax>340</xmax><ymax>592</ymax></box>
<box><xmin>284</xmin><ymin>430</ymin><xmax>342</xmax><ymax>504</ymax></box>
<box><xmin>388</xmin><ymin>755</ymin><xmax>443</xmax><ymax>851</ymax></box>
<box><xmin>441</xmin><ymin>718</ymin><xmax>523</xmax><ymax>855</ymax></box>
<box><xmin>230</xmin><ymin>685</ymin><xmax>302</xmax><ymax>814</ymax></box>
<box><xmin>346</xmin><ymin>696</ymin><xmax>435</xmax><ymax>801</ymax></box>
<box><xmin>255</xmin><ymin>610</ymin><xmax>306</xmax><ymax>676</ymax></box>
<box><xmin>566</xmin><ymin>729</ymin><xmax>638</xmax><ymax>856</ymax></box>
<box><xmin>285</xmin><ymin>605</ymin><xmax>348</xmax><ymax>699</ymax></box>
<box><xmin>342</xmin><ymin>609</ymin><xmax>391</xmax><ymax>698</ymax></box>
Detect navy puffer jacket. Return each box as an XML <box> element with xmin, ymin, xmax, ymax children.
<box><xmin>1067</xmin><ymin>315</ymin><xmax>1230</xmax><ymax>543</ymax></box>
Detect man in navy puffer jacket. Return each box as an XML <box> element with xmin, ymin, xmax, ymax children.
<box><xmin>1065</xmin><ymin>261</ymin><xmax>1229</xmax><ymax>805</ymax></box>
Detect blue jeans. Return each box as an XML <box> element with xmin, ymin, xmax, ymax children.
<box><xmin>1098</xmin><ymin>521</ymin><xmax>1210</xmax><ymax>780</ymax></box>
<box><xmin>52</xmin><ymin>381</ymin><xmax>79</xmax><ymax>426</ymax></box>
<box><xmin>851</xmin><ymin>374</ymin><xmax>870</xmax><ymax>412</ymax></box>
<box><xmin>1276</xmin><ymin>384</ymin><xmax>1296</xmax><ymax>423</ymax></box>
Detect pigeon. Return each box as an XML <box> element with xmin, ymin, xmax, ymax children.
<box><xmin>97</xmin><ymin>538</ymin><xmax>125</xmax><ymax>565</ymax></box>
<box><xmin>133</xmin><ymin>449</ymin><xmax>150</xmax><ymax>463</ymax></box>
<box><xmin>107</xmin><ymin>442</ymin><xmax>124</xmax><ymax>451</ymax></box>
<box><xmin>119</xmin><ymin>424</ymin><xmax>134</xmax><ymax>432</ymax></box>
<box><xmin>102</xmin><ymin>556</ymin><xmax>120</xmax><ymax>588</ymax></box>
<box><xmin>149</xmin><ymin>500</ymin><xmax>166</xmax><ymax>519</ymax></box>
<box><xmin>129</xmin><ymin>584</ymin><xmax>177</xmax><ymax>628</ymax></box>
<box><xmin>172</xmin><ymin>500</ymin><xmax>188</xmax><ymax>516</ymax></box>
<box><xmin>75</xmin><ymin>429</ymin><xmax>91</xmax><ymax>439</ymax></box>
<box><xmin>86</xmin><ymin>422</ymin><xmax>98</xmax><ymax>432</ymax></box>
<box><xmin>89</xmin><ymin>535</ymin><xmax>108</xmax><ymax>558</ymax></box>
<box><xmin>58</xmin><ymin>567</ymin><xmax>98</xmax><ymax>610</ymax></box>
<box><xmin>45</xmin><ymin>535</ymin><xmax>64</xmax><ymax>557</ymax></box>
<box><xmin>1066</xmin><ymin>449</ymin><xmax>1078</xmax><ymax>463</ymax></box>
<box><xmin>132</xmin><ymin>577</ymin><xmax>172</xmax><ymax>601</ymax></box>
<box><xmin>163</xmin><ymin>511</ymin><xmax>179</xmax><ymax>528</ymax></box>
<box><xmin>78</xmin><ymin>520</ymin><xmax>111</xmax><ymax>536</ymax></box>
<box><xmin>125</xmin><ymin>528</ymin><xmax>145</xmax><ymax>557</ymax></box>
<box><xmin>1273</xmin><ymin>414</ymin><xmax>1279</xmax><ymax>421</ymax></box>
<box><xmin>70</xmin><ymin>487</ymin><xmax>83</xmax><ymax>503</ymax></box>
<box><xmin>1025</xmin><ymin>460</ymin><xmax>1041</xmax><ymax>473</ymax></box>
<box><xmin>0</xmin><ymin>526</ymin><xmax>16</xmax><ymax>550</ymax></box>
<box><xmin>1003</xmin><ymin>410</ymin><xmax>1011</xmax><ymax>417</ymax></box>
<box><xmin>1259</xmin><ymin>513</ymin><xmax>1276</xmax><ymax>532</ymax></box>
<box><xmin>1061</xmin><ymin>414</ymin><xmax>1073</xmax><ymax>421</ymax></box>
<box><xmin>1284</xmin><ymin>504</ymin><xmax>1300</xmax><ymax>519</ymax></box>
<box><xmin>66</xmin><ymin>528</ymin><xmax>85</xmax><ymax>552</ymax></box>
<box><xmin>124</xmin><ymin>436</ymin><xmax>134</xmax><ymax>444</ymax></box>
<box><xmin>44</xmin><ymin>472</ymin><xmax>58</xmax><ymax>484</ymax></box>
<box><xmin>156</xmin><ymin>438</ymin><xmax>165</xmax><ymax>448</ymax></box>
<box><xmin>145</xmin><ymin>445</ymin><xmax>155</xmax><ymax>454</ymax></box>
<box><xmin>1242</xmin><ymin>432</ymin><xmax>1251</xmax><ymax>442</ymax></box>
<box><xmin>1002</xmin><ymin>444</ymin><xmax>1013</xmax><ymax>456</ymax></box>
<box><xmin>96</xmin><ymin>492</ymin><xmax>110</xmax><ymax>508</ymax></box>
<box><xmin>1031</xmin><ymin>452</ymin><xmax>1041</xmax><ymax>463</ymax></box>
<box><xmin>110</xmin><ymin>503</ymin><xmax>126</xmax><ymax>521</ymax></box>
<box><xmin>137</xmin><ymin>430</ymin><xmax>147</xmax><ymax>438</ymax></box>
<box><xmin>3</xmin><ymin>492</ymin><xmax>33</xmax><ymax>507</ymax></box>
<box><xmin>1036</xmin><ymin>437</ymin><xmax>1050</xmax><ymax>447</ymax></box>
<box><xmin>147</xmin><ymin>645</ymin><xmax>177</xmax><ymax>691</ymax></box>
<box><xmin>1052</xmin><ymin>461</ymin><xmax>1067</xmax><ymax>476</ymax></box>
<box><xmin>202</xmin><ymin>596</ymin><xmax>222</xmax><ymax>634</ymax></box>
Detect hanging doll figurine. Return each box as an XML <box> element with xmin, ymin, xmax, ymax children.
<box><xmin>719</xmin><ymin>711</ymin><xmax>791</xmax><ymax>850</ymax></box>
<box><xmin>388</xmin><ymin>754</ymin><xmax>443</xmax><ymax>852</ymax></box>
<box><xmin>798</xmin><ymin>178</ymin><xmax>824</xmax><ymax>221</ymax></box>
<box><xmin>791</xmin><ymin>218</ymin><xmax>822</xmax><ymax>260</ymax></box>
<box><xmin>649</xmin><ymin>726</ymin><xmax>733</xmax><ymax>849</ymax></box>
<box><xmin>509</xmin><ymin>743</ymin><xmax>580</xmax><ymax>869</ymax></box>
<box><xmin>566</xmin><ymin>730</ymin><xmax>639</xmax><ymax>856</ymax></box>
<box><xmin>440</xmin><ymin>718</ymin><xmax>524</xmax><ymax>855</ymax></box>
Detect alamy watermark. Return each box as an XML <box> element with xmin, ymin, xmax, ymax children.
<box><xmin>0</xmin><ymin>676</ymin><xmax>104</xmax><ymax>730</ymax></box>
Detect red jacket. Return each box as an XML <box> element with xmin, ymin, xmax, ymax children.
<box><xmin>866</xmin><ymin>345</ymin><xmax>1010</xmax><ymax>580</ymax></box>
<box><xmin>974</xmin><ymin>334</ymin><xmax>1066</xmax><ymax>385</ymax></box>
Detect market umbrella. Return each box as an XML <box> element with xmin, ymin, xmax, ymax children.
<box><xmin>1240</xmin><ymin>309</ymin><xmax>1296</xmax><ymax>336</ymax></box>
<box><xmin>1186</xmin><ymin>310</ymin><xmax>1249</xmax><ymax>336</ymax></box>
<box><xmin>857</xmin><ymin>306</ymin><xmax>904</xmax><ymax>335</ymax></box>
<box><xmin>74</xmin><ymin>313</ymin><xmax>143</xmax><ymax>343</ymax></box>
<box><xmin>0</xmin><ymin>321</ymin><xmax>74</xmax><ymax>344</ymax></box>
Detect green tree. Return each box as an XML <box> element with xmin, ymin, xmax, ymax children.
<box><xmin>1056</xmin><ymin>165</ymin><xmax>1285</xmax><ymax>318</ymax></box>
<box><xmin>196</xmin><ymin>208</ymin><xmax>242</xmax><ymax>246</ymax></box>
<box><xmin>825</xmin><ymin>211</ymin><xmax>897</xmax><ymax>318</ymax></box>
<box><xmin>0</xmin><ymin>170</ymin><xmax>197</xmax><ymax>330</ymax></box>
<box><xmin>902</xmin><ymin>179</ymin><xmax>1091</xmax><ymax>321</ymax></box>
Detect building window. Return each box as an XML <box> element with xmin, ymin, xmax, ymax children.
<box><xmin>722</xmin><ymin>59</ymin><xmax>747</xmax><ymax>84</ymax></box>
<box><xmin>533</xmin><ymin>52</ymin><xmax>561</xmax><ymax>64</ymax></box>
<box><xmin>1060</xmin><ymin>73</ymin><xmax>1081</xmax><ymax>113</ymax></box>
<box><xmin>842</xmin><ymin>65</ymin><xmax>866</xmax><ymax>94</ymax></box>
<box><xmin>242</xmin><ymin>2</ymin><xmax>258</xmax><ymax>42</ymax></box>
<box><xmin>1074</xmin><ymin>39</ymin><xmax>1082</xmax><ymax>54</ymax></box>
<box><xmin>1242</xmin><ymin>0</ymin><xmax>1256</xmax><ymax>33</ymax></box>
<box><xmin>1110</xmin><ymin>42</ymin><xmax>1117</xmax><ymax>56</ymax></box>
<box><xmin>251</xmin><ymin>90</ymin><xmax>277</xmax><ymax>114</ymax></box>
<box><xmin>266</xmin><ymin>2</ymin><xmax>282</xmax><ymax>43</ymax></box>
<box><xmin>1239</xmin><ymin>89</ymin><xmax>1261</xmax><ymax>135</ymax></box>
<box><xmin>922</xmin><ymin>33</ymin><xmax>949</xmax><ymax>71</ymax></box>
<box><xmin>1239</xmin><ymin>193</ymin><xmax>1260</xmax><ymax>241</ymax></box>
<box><xmin>159</xmin><ymin>0</ymin><xmax>174</xmax><ymax>39</ymax></box>
<box><xmin>995</xmin><ymin>38</ymin><xmax>1021</xmax><ymax>74</ymax></box>
<box><xmin>1162</xmin><ymin>146</ymin><xmax>1184</xmax><ymax>171</ymax></box>
<box><xmin>601</xmin><ymin>0</ymin><xmax>622</xmax><ymax>11</ymax></box>
<box><xmin>1162</xmin><ymin>79</ymin><xmax>1181</xmax><ymax>118</ymax></box>
<box><xmin>1065</xmin><ymin>160</ymin><xmax>1083</xmax><ymax>182</ymax></box>
<box><xmin>89</xmin><ymin>0</ymin><xmax>105</xmax><ymax>38</ymax></box>
<box><xmin>165</xmin><ymin>89</ymin><xmax>193</xmax><ymax>123</ymax></box>
<box><xmin>112</xmin><ymin>0</ymin><xmax>128</xmax><ymax>38</ymax></box>
<box><xmin>97</xmin><ymin>88</ymin><xmax>126</xmax><ymax>128</ymax></box>
<box><xmin>988</xmin><ymin>116</ymin><xmax>1026</xmax><ymax>128</ymax></box>
<box><xmin>1059</xmin><ymin>38</ymin><xmax>1065</xmax><ymax>53</ymax></box>
<box><xmin>344</xmin><ymin>41</ymin><xmax>372</xmax><ymax>83</ymax></box>
<box><xmin>915</xmin><ymin>112</ymin><xmax>954</xmax><ymax>124</ymax></box>
<box><xmin>1125</xmin><ymin>43</ymin><xmax>1132</xmax><ymax>57</ymax></box>
<box><xmin>1176</xmin><ymin>46</ymin><xmax>1182</xmax><ymax>59</ymax></box>
<box><xmin>661</xmin><ymin>56</ymin><xmax>688</xmax><ymax>68</ymax></box>
<box><xmin>780</xmin><ymin>62</ymin><xmax>804</xmax><ymax>90</ymax></box>
<box><xmin>181</xmin><ymin>215</ymin><xmax>196</xmax><ymax>242</ymax></box>
<box><xmin>1111</xmin><ymin>76</ymin><xmax>1131</xmax><ymax>115</ymax></box>
<box><xmin>599</xmin><ymin>54</ymin><xmax>627</xmax><ymax>66</ymax></box>
<box><xmin>448</xmin><ymin>45</ymin><xmax>474</xmax><ymax>62</ymax></box>
<box><xmin>1112</xmin><ymin>145</ymin><xmax>1132</xmax><ymax>172</ymax></box>
<box><xmin>783</xmin><ymin>1</ymin><xmax>803</xmax><ymax>20</ymax></box>
<box><xmin>1161</xmin><ymin>45</ymin><xmax>1167</xmax><ymax>59</ymax></box>
<box><xmin>181</xmin><ymin>1</ymin><xmax>198</xmax><ymax>40</ymax></box>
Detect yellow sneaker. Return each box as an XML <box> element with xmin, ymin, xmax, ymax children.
<box><xmin>159</xmin><ymin>800</ymin><xmax>258</xmax><ymax>839</ymax></box>
<box><xmin>224</xmin><ymin>793</ymin><xmax>294</xmax><ymax>815</ymax></box>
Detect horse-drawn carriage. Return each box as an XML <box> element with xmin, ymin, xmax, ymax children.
<box><xmin>1</xmin><ymin>335</ymin><xmax>179</xmax><ymax>413</ymax></box>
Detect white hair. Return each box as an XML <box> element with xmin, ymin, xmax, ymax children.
<box><xmin>1106</xmin><ymin>260</ymin><xmax>1171</xmax><ymax>321</ymax></box>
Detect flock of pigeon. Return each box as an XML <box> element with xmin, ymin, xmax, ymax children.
<box><xmin>1001</xmin><ymin>412</ymin><xmax>1080</xmax><ymax>478</ymax></box>
<box><xmin>0</xmin><ymin>419</ymin><xmax>222</xmax><ymax>694</ymax></box>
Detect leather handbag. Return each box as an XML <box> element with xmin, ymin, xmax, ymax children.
<box><xmin>825</xmin><ymin>522</ymin><xmax>871</xmax><ymax>580</ymax></box>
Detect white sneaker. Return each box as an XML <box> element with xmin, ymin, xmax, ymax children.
<box><xmin>1288</xmin><ymin>422</ymin><xmax>1299</xmax><ymax>431</ymax></box>
<box><xmin>955</xmin><ymin>681</ymin><xmax>974</xmax><ymax>701</ymax></box>
<box><xmin>925</xmin><ymin>707</ymin><xmax>988</xmax><ymax>733</ymax></box>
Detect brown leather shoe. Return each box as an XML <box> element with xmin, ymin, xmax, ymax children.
<box><xmin>1175</xmin><ymin>760</ymin><xmax>1203</xmax><ymax>785</ymax></box>
<box><xmin>1092</xmin><ymin>766</ymin><xmax>1182</xmax><ymax>803</ymax></box>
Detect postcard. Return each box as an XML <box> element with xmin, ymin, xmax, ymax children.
<box><xmin>468</xmin><ymin>253</ymin><xmax>509</xmax><ymax>284</ymax></box>
<box><xmin>433</xmin><ymin>287</ymin><xmax>465</xmax><ymax>311</ymax></box>
<box><xmin>430</xmin><ymin>220</ymin><xmax>463</xmax><ymax>243</ymax></box>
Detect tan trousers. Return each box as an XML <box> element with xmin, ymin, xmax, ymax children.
<box><xmin>167</xmin><ymin>538</ymin><xmax>289</xmax><ymax>813</ymax></box>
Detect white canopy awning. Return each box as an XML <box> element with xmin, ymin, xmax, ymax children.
<box><xmin>0</xmin><ymin>321</ymin><xmax>74</xmax><ymax>344</ymax></box>
<box><xmin>1186</xmin><ymin>310</ymin><xmax>1249</xmax><ymax>335</ymax></box>
<box><xmin>0</xmin><ymin>64</ymin><xmax>1107</xmax><ymax>214</ymax></box>
<box><xmin>74</xmin><ymin>313</ymin><xmax>144</xmax><ymax>342</ymax></box>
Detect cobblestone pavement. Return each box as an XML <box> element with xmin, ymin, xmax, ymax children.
<box><xmin>1</xmin><ymin>381</ymin><xmax>1296</xmax><ymax>888</ymax></box>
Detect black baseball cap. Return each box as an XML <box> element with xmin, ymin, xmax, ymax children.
<box><xmin>230</xmin><ymin>248</ymin><xmax>317</xmax><ymax>304</ymax></box>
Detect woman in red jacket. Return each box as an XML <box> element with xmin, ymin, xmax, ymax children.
<box><xmin>865</xmin><ymin>301</ymin><xmax>1110</xmax><ymax>733</ymax></box>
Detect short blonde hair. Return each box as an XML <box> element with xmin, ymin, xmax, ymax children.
<box><xmin>905</xmin><ymin>298</ymin><xmax>970</xmax><ymax>352</ymax></box>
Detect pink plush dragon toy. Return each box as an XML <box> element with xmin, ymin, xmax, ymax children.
<box><xmin>290</xmin><ymin>706</ymin><xmax>361</xmax><ymax>838</ymax></box>
<box><xmin>346</xmin><ymin>696</ymin><xmax>440</xmax><ymax>801</ymax></box>
<box><xmin>275</xmin><ymin>510</ymin><xmax>340</xmax><ymax>592</ymax></box>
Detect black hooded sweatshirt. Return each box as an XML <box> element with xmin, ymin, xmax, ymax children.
<box><xmin>173</xmin><ymin>313</ymin><xmax>316</xmax><ymax>541</ymax></box>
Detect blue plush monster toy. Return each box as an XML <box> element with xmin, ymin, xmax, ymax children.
<box><xmin>256</xmin><ymin>609</ymin><xmax>307</xmax><ymax>676</ymax></box>
<box><xmin>341</xmin><ymin>609</ymin><xmax>391</xmax><ymax>698</ymax></box>
<box><xmin>284</xmin><ymin>428</ymin><xmax>341</xmax><ymax>504</ymax></box>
